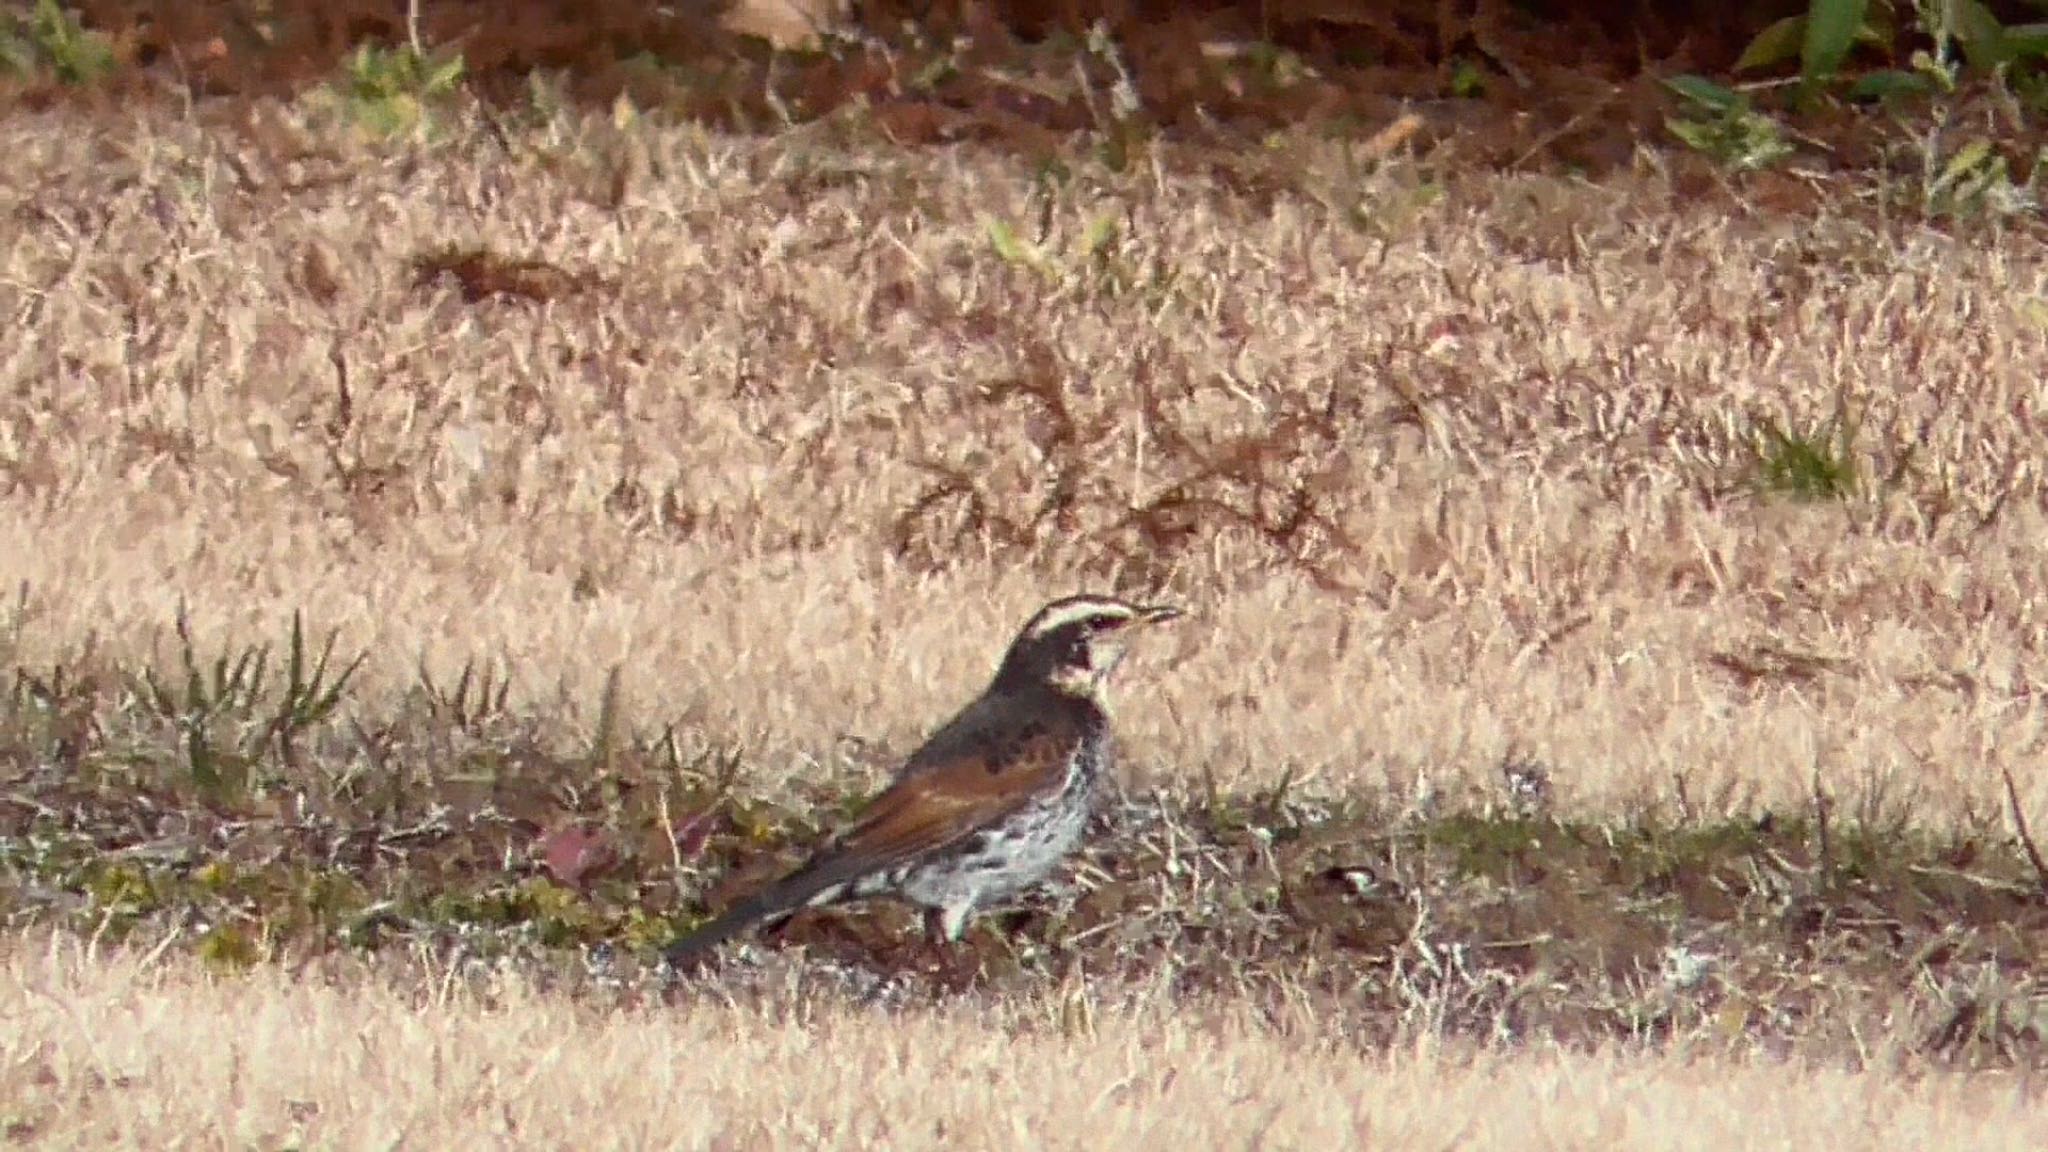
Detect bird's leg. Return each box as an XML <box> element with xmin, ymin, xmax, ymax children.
<box><xmin>906</xmin><ymin>906</ymin><xmax>944</xmax><ymax>977</ymax></box>
<box><xmin>919</xmin><ymin>902</ymin><xmax>989</xmax><ymax>991</ymax></box>
<box><xmin>922</xmin><ymin>904</ymin><xmax>974</xmax><ymax>950</ymax></box>
<box><xmin>934</xmin><ymin>901</ymin><xmax>973</xmax><ymax>943</ymax></box>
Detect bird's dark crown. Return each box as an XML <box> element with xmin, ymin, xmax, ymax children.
<box><xmin>990</xmin><ymin>594</ymin><xmax>1182</xmax><ymax>697</ymax></box>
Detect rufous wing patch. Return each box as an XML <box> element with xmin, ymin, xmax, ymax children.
<box><xmin>826</xmin><ymin>723</ymin><xmax>1073</xmax><ymax>869</ymax></box>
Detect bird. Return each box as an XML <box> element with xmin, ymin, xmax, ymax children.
<box><xmin>661</xmin><ymin>593</ymin><xmax>1183</xmax><ymax>965</ymax></box>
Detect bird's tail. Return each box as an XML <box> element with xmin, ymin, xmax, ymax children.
<box><xmin>661</xmin><ymin>859</ymin><xmax>868</xmax><ymax>965</ymax></box>
<box><xmin>659</xmin><ymin>893</ymin><xmax>789</xmax><ymax>964</ymax></box>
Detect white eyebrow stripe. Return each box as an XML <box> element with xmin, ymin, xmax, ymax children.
<box><xmin>1019</xmin><ymin>598</ymin><xmax>1137</xmax><ymax>641</ymax></box>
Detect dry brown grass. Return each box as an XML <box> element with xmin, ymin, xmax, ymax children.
<box><xmin>7</xmin><ymin>67</ymin><xmax>2048</xmax><ymax>1136</ymax></box>
<box><xmin>4</xmin><ymin>93</ymin><xmax>2048</xmax><ymax>826</ymax></box>
<box><xmin>3</xmin><ymin>934</ymin><xmax>2042</xmax><ymax>1149</ymax></box>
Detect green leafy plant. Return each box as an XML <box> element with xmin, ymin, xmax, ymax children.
<box><xmin>982</xmin><ymin>155</ymin><xmax>1192</xmax><ymax>309</ymax></box>
<box><xmin>1448</xmin><ymin>57</ymin><xmax>1489</xmax><ymax>99</ymax></box>
<box><xmin>1735</xmin><ymin>0</ymin><xmax>1886</xmax><ymax>90</ymax></box>
<box><xmin>1737</xmin><ymin>0</ymin><xmax>2048</xmax><ymax>94</ymax></box>
<box><xmin>0</xmin><ymin>0</ymin><xmax>115</xmax><ymax>85</ymax></box>
<box><xmin>983</xmin><ymin>181</ymin><xmax>1170</xmax><ymax>303</ymax></box>
<box><xmin>1895</xmin><ymin>11</ymin><xmax>2042</xmax><ymax>217</ymax></box>
<box><xmin>1663</xmin><ymin>76</ymin><xmax>1797</xmax><ymax>171</ymax></box>
<box><xmin>1789</xmin><ymin>4</ymin><xmax>2048</xmax><ymax>218</ymax></box>
<box><xmin>1750</xmin><ymin>407</ymin><xmax>1862</xmax><ymax>503</ymax></box>
<box><xmin>1080</xmin><ymin>20</ymin><xmax>1149</xmax><ymax>175</ymax></box>
<box><xmin>330</xmin><ymin>39</ymin><xmax>468</xmax><ymax>139</ymax></box>
<box><xmin>128</xmin><ymin>609</ymin><xmax>364</xmax><ymax>801</ymax></box>
<box><xmin>1919</xmin><ymin>135</ymin><xmax>2041</xmax><ymax>216</ymax></box>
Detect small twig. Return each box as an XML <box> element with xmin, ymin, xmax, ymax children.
<box><xmin>1811</xmin><ymin>763</ymin><xmax>1834</xmax><ymax>889</ymax></box>
<box><xmin>2000</xmin><ymin>767</ymin><xmax>2048</xmax><ymax>901</ymax></box>
<box><xmin>135</xmin><ymin>924</ymin><xmax>185</xmax><ymax>972</ymax></box>
<box><xmin>1358</xmin><ymin>112</ymin><xmax>1423</xmax><ymax>163</ymax></box>
<box><xmin>657</xmin><ymin>786</ymin><xmax>685</xmax><ymax>877</ymax></box>
<box><xmin>1905</xmin><ymin>864</ymin><xmax>2035</xmax><ymax>897</ymax></box>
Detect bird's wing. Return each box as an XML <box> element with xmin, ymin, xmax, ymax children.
<box><xmin>823</xmin><ymin>712</ymin><xmax>1076</xmax><ymax>868</ymax></box>
<box><xmin>663</xmin><ymin>708</ymin><xmax>1080</xmax><ymax>963</ymax></box>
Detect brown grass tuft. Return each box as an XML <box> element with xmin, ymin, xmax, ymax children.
<box><xmin>6</xmin><ymin>52</ymin><xmax>2048</xmax><ymax>1071</ymax></box>
<box><xmin>3</xmin><ymin>100</ymin><xmax>2047</xmax><ymax>824</ymax></box>
<box><xmin>4</xmin><ymin>937</ymin><xmax>2045</xmax><ymax>1149</ymax></box>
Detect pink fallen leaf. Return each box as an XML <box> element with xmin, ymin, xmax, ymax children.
<box><xmin>540</xmin><ymin>823</ymin><xmax>617</xmax><ymax>887</ymax></box>
<box><xmin>672</xmin><ymin>808</ymin><xmax>719</xmax><ymax>862</ymax></box>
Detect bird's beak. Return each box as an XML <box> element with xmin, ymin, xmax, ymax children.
<box><xmin>1089</xmin><ymin>604</ymin><xmax>1182</xmax><ymax>688</ymax></box>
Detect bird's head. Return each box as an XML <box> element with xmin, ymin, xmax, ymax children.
<box><xmin>991</xmin><ymin>594</ymin><xmax>1184</xmax><ymax>700</ymax></box>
